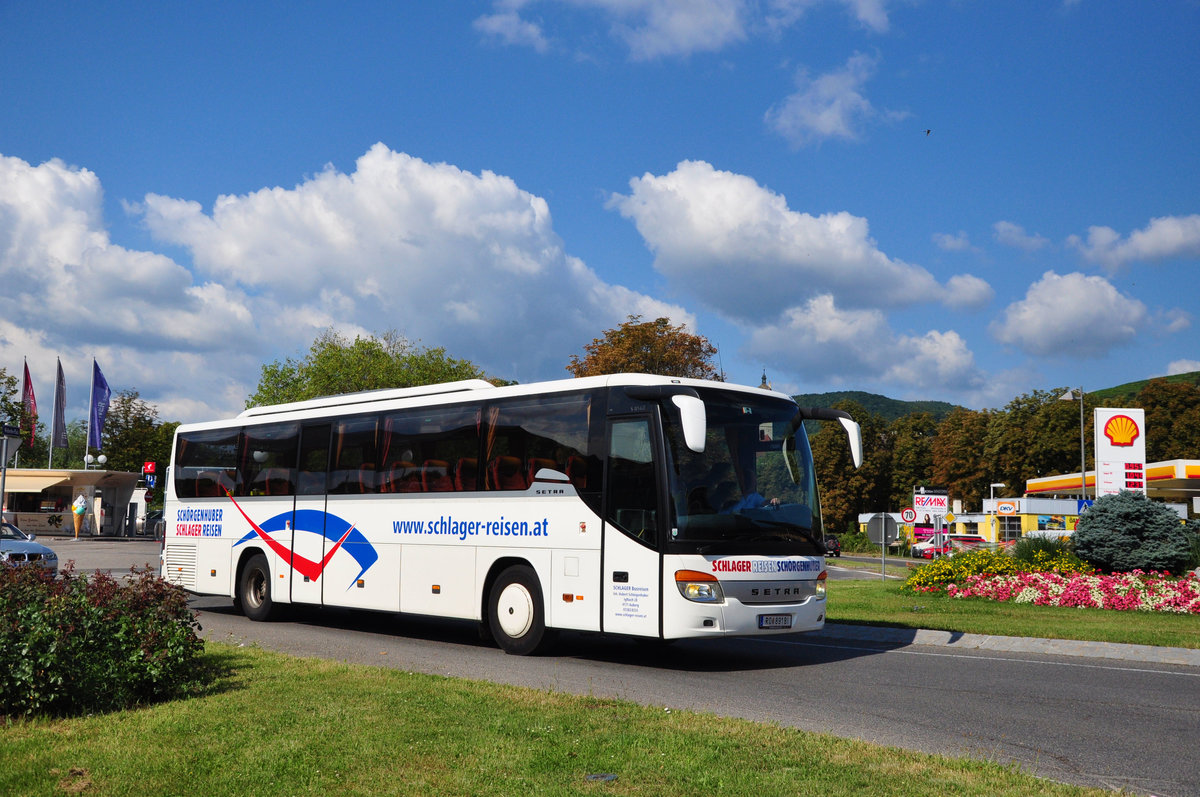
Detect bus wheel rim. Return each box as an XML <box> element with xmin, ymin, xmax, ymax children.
<box><xmin>496</xmin><ymin>583</ymin><xmax>534</xmax><ymax>639</ymax></box>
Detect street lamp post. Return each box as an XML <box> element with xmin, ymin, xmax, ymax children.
<box><xmin>989</xmin><ymin>482</ymin><xmax>1006</xmax><ymax>541</ymax></box>
<box><xmin>1059</xmin><ymin>387</ymin><xmax>1087</xmax><ymax>499</ymax></box>
<box><xmin>84</xmin><ymin>453</ymin><xmax>107</xmax><ymax>470</ymax></box>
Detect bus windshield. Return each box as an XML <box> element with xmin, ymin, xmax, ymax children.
<box><xmin>663</xmin><ymin>389</ymin><xmax>824</xmax><ymax>556</ymax></box>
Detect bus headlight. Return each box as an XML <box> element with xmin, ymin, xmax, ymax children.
<box><xmin>815</xmin><ymin>570</ymin><xmax>827</xmax><ymax>599</ymax></box>
<box><xmin>675</xmin><ymin>570</ymin><xmax>724</xmax><ymax>603</ymax></box>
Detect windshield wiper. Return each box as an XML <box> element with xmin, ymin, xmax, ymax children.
<box><xmin>754</xmin><ymin>518</ymin><xmax>825</xmax><ymax>552</ymax></box>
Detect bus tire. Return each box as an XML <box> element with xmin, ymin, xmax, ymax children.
<box><xmin>488</xmin><ymin>565</ymin><xmax>553</xmax><ymax>655</ymax></box>
<box><xmin>238</xmin><ymin>553</ymin><xmax>276</xmax><ymax>621</ymax></box>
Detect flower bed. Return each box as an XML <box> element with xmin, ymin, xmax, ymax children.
<box><xmin>944</xmin><ymin>570</ymin><xmax>1200</xmax><ymax>614</ymax></box>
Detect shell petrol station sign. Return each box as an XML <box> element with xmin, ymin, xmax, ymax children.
<box><xmin>1094</xmin><ymin>408</ymin><xmax>1146</xmax><ymax>497</ymax></box>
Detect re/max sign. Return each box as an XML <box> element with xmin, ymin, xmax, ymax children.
<box><xmin>913</xmin><ymin>494</ymin><xmax>948</xmax><ymax>511</ymax></box>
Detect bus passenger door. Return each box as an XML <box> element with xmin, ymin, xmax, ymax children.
<box><xmin>602</xmin><ymin>417</ymin><xmax>662</xmax><ymax>638</ymax></box>
<box><xmin>290</xmin><ymin>423</ymin><xmax>330</xmax><ymax>606</ymax></box>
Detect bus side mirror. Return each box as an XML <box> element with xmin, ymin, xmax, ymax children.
<box><xmin>838</xmin><ymin>416</ymin><xmax>863</xmax><ymax>469</ymax></box>
<box><xmin>793</xmin><ymin>408</ymin><xmax>863</xmax><ymax>469</ymax></box>
<box><xmin>671</xmin><ymin>395</ymin><xmax>706</xmax><ymax>453</ymax></box>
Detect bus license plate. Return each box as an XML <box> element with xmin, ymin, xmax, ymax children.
<box><xmin>758</xmin><ymin>614</ymin><xmax>792</xmax><ymax>629</ymax></box>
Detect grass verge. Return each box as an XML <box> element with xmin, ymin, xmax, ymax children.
<box><xmin>0</xmin><ymin>643</ymin><xmax>1109</xmax><ymax>797</ymax></box>
<box><xmin>826</xmin><ymin>579</ymin><xmax>1200</xmax><ymax>649</ymax></box>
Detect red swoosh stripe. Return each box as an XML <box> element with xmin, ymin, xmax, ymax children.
<box><xmin>224</xmin><ymin>489</ymin><xmax>356</xmax><ymax>582</ymax></box>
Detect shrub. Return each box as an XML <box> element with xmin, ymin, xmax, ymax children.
<box><xmin>837</xmin><ymin>528</ymin><xmax>875</xmax><ymax>554</ymax></box>
<box><xmin>1073</xmin><ymin>491</ymin><xmax>1193</xmax><ymax>574</ymax></box>
<box><xmin>1012</xmin><ymin>536</ymin><xmax>1094</xmax><ymax>576</ymax></box>
<box><xmin>1012</xmin><ymin>534</ymin><xmax>1070</xmax><ymax>563</ymax></box>
<box><xmin>0</xmin><ymin>564</ymin><xmax>204</xmax><ymax>718</ymax></box>
<box><xmin>1186</xmin><ymin>520</ymin><xmax>1200</xmax><ymax>571</ymax></box>
<box><xmin>904</xmin><ymin>549</ymin><xmax>1019</xmax><ymax>592</ymax></box>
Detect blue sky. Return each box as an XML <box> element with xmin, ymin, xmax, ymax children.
<box><xmin>2</xmin><ymin>1</ymin><xmax>1198</xmax><ymax>425</ymax></box>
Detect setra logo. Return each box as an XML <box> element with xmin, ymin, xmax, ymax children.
<box><xmin>1103</xmin><ymin>414</ymin><xmax>1140</xmax><ymax>447</ymax></box>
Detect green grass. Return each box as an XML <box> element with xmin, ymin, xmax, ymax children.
<box><xmin>827</xmin><ymin>579</ymin><xmax>1200</xmax><ymax>649</ymax></box>
<box><xmin>0</xmin><ymin>643</ymin><xmax>1109</xmax><ymax>797</ymax></box>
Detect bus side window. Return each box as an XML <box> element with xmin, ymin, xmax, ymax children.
<box><xmin>606</xmin><ymin>419</ymin><xmax>658</xmax><ymax>546</ymax></box>
<box><xmin>380</xmin><ymin>406</ymin><xmax>479</xmax><ymax>492</ymax></box>
<box><xmin>297</xmin><ymin>424</ymin><xmax>330</xmax><ymax>496</ymax></box>
<box><xmin>329</xmin><ymin>415</ymin><xmax>380</xmax><ymax>495</ymax></box>
<box><xmin>241</xmin><ymin>422</ymin><xmax>299</xmax><ymax>497</ymax></box>
<box><xmin>484</xmin><ymin>392</ymin><xmax>599</xmax><ymax>492</ymax></box>
<box><xmin>174</xmin><ymin>427</ymin><xmax>241</xmax><ymax>499</ymax></box>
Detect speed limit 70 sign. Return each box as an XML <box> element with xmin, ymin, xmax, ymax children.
<box><xmin>901</xmin><ymin>508</ymin><xmax>917</xmax><ymax>524</ymax></box>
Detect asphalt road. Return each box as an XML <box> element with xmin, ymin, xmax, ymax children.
<box><xmin>44</xmin><ymin>539</ymin><xmax>1200</xmax><ymax>796</ymax></box>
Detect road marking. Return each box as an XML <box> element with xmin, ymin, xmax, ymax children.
<box><xmin>761</xmin><ymin>637</ymin><xmax>1200</xmax><ymax>678</ymax></box>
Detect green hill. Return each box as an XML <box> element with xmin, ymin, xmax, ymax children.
<box><xmin>792</xmin><ymin>371</ymin><xmax>1200</xmax><ymax>423</ymax></box>
<box><xmin>791</xmin><ymin>390</ymin><xmax>960</xmax><ymax>423</ymax></box>
<box><xmin>1088</xmin><ymin>370</ymin><xmax>1200</xmax><ymax>403</ymax></box>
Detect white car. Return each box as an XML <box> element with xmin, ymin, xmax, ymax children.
<box><xmin>0</xmin><ymin>522</ymin><xmax>59</xmax><ymax>571</ymax></box>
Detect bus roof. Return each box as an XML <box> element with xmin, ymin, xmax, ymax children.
<box><xmin>188</xmin><ymin>373</ymin><xmax>786</xmax><ymax>430</ymax></box>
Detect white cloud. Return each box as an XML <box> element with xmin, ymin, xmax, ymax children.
<box><xmin>610</xmin><ymin>0</ymin><xmax>748</xmax><ymax>60</ymax></box>
<box><xmin>944</xmin><ymin>274</ymin><xmax>993</xmax><ymax>308</ymax></box>
<box><xmin>990</xmin><ymin>271</ymin><xmax>1148</xmax><ymax>357</ymax></box>
<box><xmin>993</xmin><ymin>220</ymin><xmax>1049</xmax><ymax>252</ymax></box>
<box><xmin>474</xmin><ymin>6</ymin><xmax>550</xmax><ymax>53</ymax></box>
<box><xmin>1168</xmin><ymin>359</ymin><xmax>1200</xmax><ymax>375</ymax></box>
<box><xmin>765</xmin><ymin>52</ymin><xmax>881</xmax><ymax>146</ymax></box>
<box><xmin>609</xmin><ymin>159</ymin><xmax>976</xmax><ymax>320</ymax></box>
<box><xmin>2</xmin><ymin>147</ymin><xmax>689</xmax><ymax>421</ymax></box>
<box><xmin>137</xmin><ymin>143</ymin><xmax>689</xmax><ymax>392</ymax></box>
<box><xmin>933</xmin><ymin>231</ymin><xmax>973</xmax><ymax>252</ymax></box>
<box><xmin>1067</xmin><ymin>214</ymin><xmax>1200</xmax><ymax>272</ymax></box>
<box><xmin>744</xmin><ymin>294</ymin><xmax>984</xmax><ymax>389</ymax></box>
<box><xmin>0</xmin><ymin>155</ymin><xmax>276</xmax><ymax>420</ymax></box>
<box><xmin>474</xmin><ymin>0</ymin><xmax>890</xmax><ymax>60</ymax></box>
<box><xmin>767</xmin><ymin>0</ymin><xmax>890</xmax><ymax>34</ymax></box>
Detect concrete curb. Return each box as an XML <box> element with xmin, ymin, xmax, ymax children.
<box><xmin>817</xmin><ymin>622</ymin><xmax>1200</xmax><ymax>667</ymax></box>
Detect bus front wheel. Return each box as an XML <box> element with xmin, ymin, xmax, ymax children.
<box><xmin>488</xmin><ymin>565</ymin><xmax>553</xmax><ymax>655</ymax></box>
<box><xmin>238</xmin><ymin>553</ymin><xmax>276</xmax><ymax>621</ymax></box>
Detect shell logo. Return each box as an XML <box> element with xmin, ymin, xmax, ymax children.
<box><xmin>1103</xmin><ymin>414</ymin><xmax>1140</xmax><ymax>447</ymax></box>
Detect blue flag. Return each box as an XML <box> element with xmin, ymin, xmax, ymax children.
<box><xmin>88</xmin><ymin>360</ymin><xmax>111</xmax><ymax>449</ymax></box>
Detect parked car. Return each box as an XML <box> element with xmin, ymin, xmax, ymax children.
<box><xmin>823</xmin><ymin>536</ymin><xmax>842</xmax><ymax>557</ymax></box>
<box><xmin>139</xmin><ymin>509</ymin><xmax>164</xmax><ymax>538</ymax></box>
<box><xmin>0</xmin><ymin>522</ymin><xmax>59</xmax><ymax>571</ymax></box>
<box><xmin>912</xmin><ymin>534</ymin><xmax>988</xmax><ymax>559</ymax></box>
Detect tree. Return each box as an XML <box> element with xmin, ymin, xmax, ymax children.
<box><xmin>246</xmin><ymin>329</ymin><xmax>489</xmax><ymax>408</ymax></box>
<box><xmin>1074</xmin><ymin>491</ymin><xmax>1193</xmax><ymax>574</ymax></box>
<box><xmin>933</xmin><ymin>407</ymin><xmax>994</xmax><ymax>510</ymax></box>
<box><xmin>1135</xmin><ymin>379</ymin><xmax>1200</xmax><ymax>462</ymax></box>
<box><xmin>100</xmin><ymin>390</ymin><xmax>162</xmax><ymax>474</ymax></box>
<box><xmin>810</xmin><ymin>401</ymin><xmax>889</xmax><ymax>534</ymax></box>
<box><xmin>566</xmin><ymin>315</ymin><xmax>720</xmax><ymax>380</ymax></box>
<box><xmin>888</xmin><ymin>412</ymin><xmax>937</xmax><ymax>510</ymax></box>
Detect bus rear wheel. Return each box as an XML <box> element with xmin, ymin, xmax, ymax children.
<box><xmin>238</xmin><ymin>553</ymin><xmax>276</xmax><ymax>621</ymax></box>
<box><xmin>488</xmin><ymin>565</ymin><xmax>553</xmax><ymax>655</ymax></box>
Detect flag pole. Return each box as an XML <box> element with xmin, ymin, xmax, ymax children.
<box><xmin>85</xmin><ymin>358</ymin><xmax>95</xmax><ymax>469</ymax></box>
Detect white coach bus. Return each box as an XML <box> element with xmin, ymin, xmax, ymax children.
<box><xmin>162</xmin><ymin>374</ymin><xmax>861</xmax><ymax>654</ymax></box>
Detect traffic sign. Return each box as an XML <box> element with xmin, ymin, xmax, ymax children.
<box><xmin>944</xmin><ymin>512</ymin><xmax>956</xmax><ymax>524</ymax></box>
<box><xmin>901</xmin><ymin>507</ymin><xmax>916</xmax><ymax>524</ymax></box>
<box><xmin>866</xmin><ymin>513</ymin><xmax>899</xmax><ymax>544</ymax></box>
